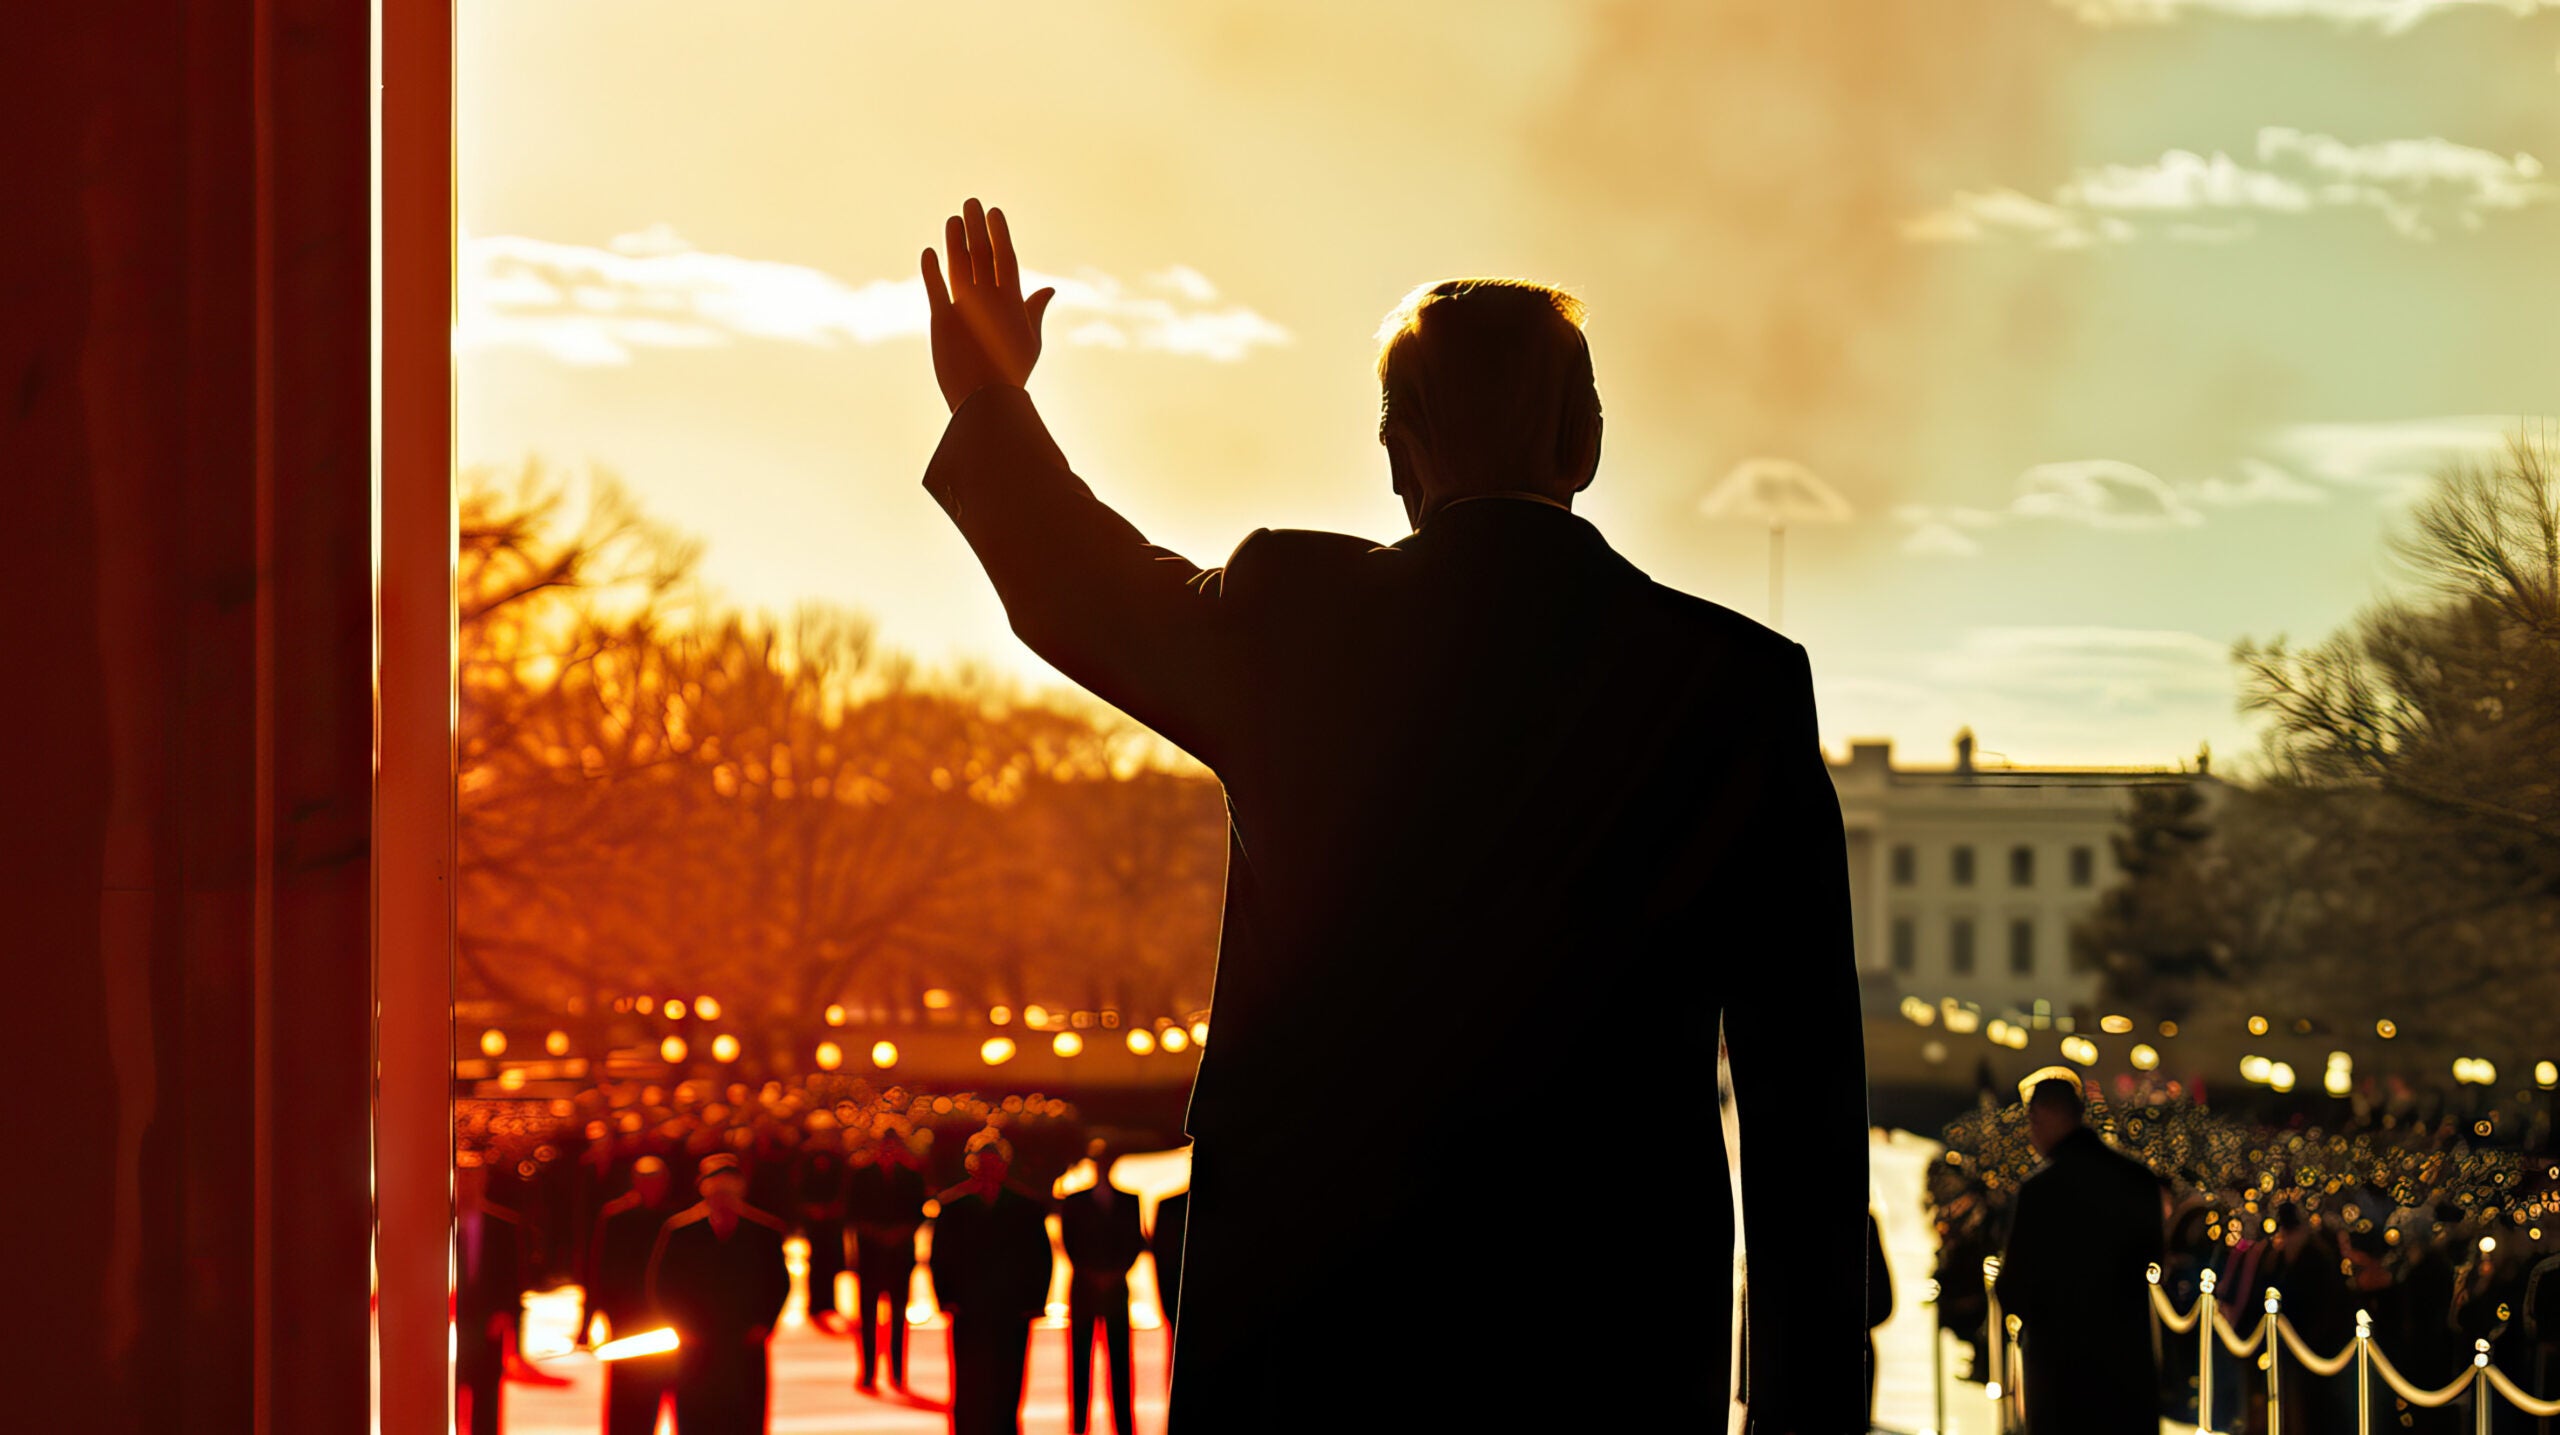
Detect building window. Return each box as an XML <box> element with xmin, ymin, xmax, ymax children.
<box><xmin>1950</xmin><ymin>917</ymin><xmax>1976</xmax><ymax>974</ymax></box>
<box><xmin>2009</xmin><ymin>918</ymin><xmax>2035</xmax><ymax>975</ymax></box>
<box><xmin>1890</xmin><ymin>844</ymin><xmax>1916</xmax><ymax>887</ymax></box>
<box><xmin>1951</xmin><ymin>845</ymin><xmax>1975</xmax><ymax>887</ymax></box>
<box><xmin>2070</xmin><ymin>845</ymin><xmax>2096</xmax><ymax>887</ymax></box>
<box><xmin>1891</xmin><ymin>917</ymin><xmax>1917</xmax><ymax>973</ymax></box>
<box><xmin>2009</xmin><ymin>844</ymin><xmax>2035</xmax><ymax>887</ymax></box>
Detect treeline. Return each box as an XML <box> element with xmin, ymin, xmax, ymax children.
<box><xmin>2083</xmin><ymin>435</ymin><xmax>2560</xmax><ymax>1063</ymax></box>
<box><xmin>456</xmin><ymin>468</ymin><xmax>1226</xmax><ymax>1065</ymax></box>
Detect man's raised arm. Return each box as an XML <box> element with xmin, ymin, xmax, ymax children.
<box><xmin>918</xmin><ymin>200</ymin><xmax>1250</xmax><ymax>762</ymax></box>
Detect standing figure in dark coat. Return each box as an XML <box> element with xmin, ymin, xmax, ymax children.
<box><xmin>646</xmin><ymin>1152</ymin><xmax>792</xmax><ymax>1435</ymax></box>
<box><xmin>915</xmin><ymin>198</ymin><xmax>1870</xmax><ymax>1435</ymax></box>
<box><xmin>931</xmin><ymin>1132</ymin><xmax>1055</xmax><ymax>1435</ymax></box>
<box><xmin>1150</xmin><ymin>1184</ymin><xmax>1189</xmax><ymax>1383</ymax></box>
<box><xmin>579</xmin><ymin>1155</ymin><xmax>685</xmax><ymax>1435</ymax></box>
<box><xmin>848</xmin><ymin>1128</ymin><xmax>930</xmax><ymax>1393</ymax></box>
<box><xmin>1060</xmin><ymin>1139</ymin><xmax>1146</xmax><ymax>1435</ymax></box>
<box><xmin>795</xmin><ymin>1119</ymin><xmax>852</xmax><ymax>1335</ymax></box>
<box><xmin>455</xmin><ymin>1153</ymin><xmax>535</xmax><ymax>1435</ymax></box>
<box><xmin>1994</xmin><ymin>1071</ymin><xmax>2163</xmax><ymax>1435</ymax></box>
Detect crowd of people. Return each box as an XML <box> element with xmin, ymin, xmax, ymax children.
<box><xmin>1931</xmin><ymin>1071</ymin><xmax>2560</xmax><ymax>1433</ymax></box>
<box><xmin>450</xmin><ymin>1075</ymin><xmax>1182</xmax><ymax>1435</ymax></box>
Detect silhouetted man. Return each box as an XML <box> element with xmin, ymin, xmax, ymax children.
<box><xmin>646</xmin><ymin>1152</ymin><xmax>791</xmax><ymax>1435</ymax></box>
<box><xmin>1060</xmin><ymin>1139</ymin><xmax>1146</xmax><ymax>1435</ymax></box>
<box><xmin>916</xmin><ymin>199</ymin><xmax>1869</xmax><ymax>1433</ymax></box>
<box><xmin>795</xmin><ymin>1118</ymin><xmax>852</xmax><ymax>1335</ymax></box>
<box><xmin>455</xmin><ymin>1152</ymin><xmax>534</xmax><ymax>1435</ymax></box>
<box><xmin>1994</xmin><ymin>1071</ymin><xmax>2162</xmax><ymax>1435</ymax></box>
<box><xmin>580</xmin><ymin>1155</ymin><xmax>684</xmax><ymax>1435</ymax></box>
<box><xmin>931</xmin><ymin>1133</ymin><xmax>1054</xmax><ymax>1435</ymax></box>
<box><xmin>848</xmin><ymin>1128</ymin><xmax>929</xmax><ymax>1393</ymax></box>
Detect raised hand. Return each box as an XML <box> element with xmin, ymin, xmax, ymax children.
<box><xmin>921</xmin><ymin>197</ymin><xmax>1058</xmax><ymax>413</ymax></box>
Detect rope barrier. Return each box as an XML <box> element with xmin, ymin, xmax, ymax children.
<box><xmin>2273</xmin><ymin>1315</ymin><xmax>2357</xmax><ymax>1378</ymax></box>
<box><xmin>2213</xmin><ymin>1305</ymin><xmax>2268</xmax><ymax>1358</ymax></box>
<box><xmin>2146</xmin><ymin>1278</ymin><xmax>2203</xmax><ymax>1335</ymax></box>
<box><xmin>2485</xmin><ymin>1364</ymin><xmax>2560</xmax><ymax>1418</ymax></box>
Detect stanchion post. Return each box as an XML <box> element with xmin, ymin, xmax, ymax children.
<box><xmin>1983</xmin><ymin>1256</ymin><xmax>2008</xmax><ymax>1433</ymax></box>
<box><xmin>2356</xmin><ymin>1309</ymin><xmax>2371</xmax><ymax>1435</ymax></box>
<box><xmin>2266</xmin><ymin>1286</ymin><xmax>2284</xmax><ymax>1434</ymax></box>
<box><xmin>1922</xmin><ymin>1278</ymin><xmax>1945</xmax><ymax>1435</ymax></box>
<box><xmin>2476</xmin><ymin>1338</ymin><xmax>2492</xmax><ymax>1435</ymax></box>
<box><xmin>2200</xmin><ymin>1266</ymin><xmax>2219</xmax><ymax>1435</ymax></box>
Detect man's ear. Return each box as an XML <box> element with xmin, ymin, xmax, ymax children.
<box><xmin>1564</xmin><ymin>407</ymin><xmax>1603</xmax><ymax>494</ymax></box>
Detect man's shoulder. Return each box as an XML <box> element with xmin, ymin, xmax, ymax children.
<box><xmin>600</xmin><ymin>1192</ymin><xmax>644</xmax><ymax>1220</ymax></box>
<box><xmin>1223</xmin><ymin>526</ymin><xmax>1396</xmax><ymax>582</ymax></box>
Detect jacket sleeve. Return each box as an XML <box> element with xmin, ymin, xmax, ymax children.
<box><xmin>1723</xmin><ymin>641</ymin><xmax>1872</xmax><ymax>1435</ymax></box>
<box><xmin>921</xmin><ymin>383</ymin><xmax>1257</xmax><ymax>767</ymax></box>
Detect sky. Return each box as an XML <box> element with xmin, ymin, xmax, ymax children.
<box><xmin>457</xmin><ymin>0</ymin><xmax>2560</xmax><ymax>770</ymax></box>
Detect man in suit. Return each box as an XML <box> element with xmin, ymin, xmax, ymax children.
<box><xmin>795</xmin><ymin>1116</ymin><xmax>852</xmax><ymax>1335</ymax></box>
<box><xmin>646</xmin><ymin>1151</ymin><xmax>792</xmax><ymax>1435</ymax></box>
<box><xmin>578</xmin><ymin>1155</ymin><xmax>684</xmax><ymax>1435</ymax></box>
<box><xmin>1994</xmin><ymin>1070</ymin><xmax>2163</xmax><ymax>1435</ymax></box>
<box><xmin>1060</xmin><ymin>1138</ymin><xmax>1147</xmax><ymax>1435</ymax></box>
<box><xmin>931</xmin><ymin>1131</ymin><xmax>1056</xmax><ymax>1435</ymax></box>
<box><xmin>1148</xmin><ymin>1184</ymin><xmax>1188</xmax><ymax>1383</ymax></box>
<box><xmin>454</xmin><ymin>1151</ymin><xmax>534</xmax><ymax>1435</ymax></box>
<box><xmin>916</xmin><ymin>199</ymin><xmax>1869</xmax><ymax>1433</ymax></box>
<box><xmin>847</xmin><ymin>1127</ymin><xmax>929</xmax><ymax>1393</ymax></box>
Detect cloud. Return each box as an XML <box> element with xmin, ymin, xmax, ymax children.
<box><xmin>459</xmin><ymin>228</ymin><xmax>1291</xmax><ymax>366</ymax></box>
<box><xmin>1698</xmin><ymin>457</ymin><xmax>1856</xmax><ymax>524</ymax></box>
<box><xmin>1900</xmin><ymin>521</ymin><xmax>1987</xmax><ymax>557</ymax></box>
<box><xmin>2267</xmin><ymin>415</ymin><xmax>2528</xmax><ymax>497</ymax></box>
<box><xmin>2191</xmin><ymin>458</ymin><xmax>2330</xmax><ymax>506</ymax></box>
<box><xmin>2013</xmin><ymin>460</ymin><xmax>2207</xmax><ymax>528</ymax></box>
<box><xmin>1906</xmin><ymin>128</ymin><xmax>2552</xmax><ymax>245</ymax></box>
<box><xmin>2051</xmin><ymin>0</ymin><xmax>2552</xmax><ymax>32</ymax></box>
<box><xmin>1822</xmin><ymin>626</ymin><xmax>2248</xmax><ymax>766</ymax></box>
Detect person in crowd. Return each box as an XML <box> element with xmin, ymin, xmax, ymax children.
<box><xmin>2248</xmin><ymin>1201</ymin><xmax>2355</xmax><ymax>1434</ymax></box>
<box><xmin>1061</xmin><ymin>1137</ymin><xmax>1147</xmax><ymax>1435</ymax></box>
<box><xmin>914</xmin><ymin>200</ymin><xmax>1869</xmax><ymax>1433</ymax></box>
<box><xmin>1865</xmin><ymin>1211</ymin><xmax>1893</xmax><ymax>1426</ymax></box>
<box><xmin>646</xmin><ymin>1151</ymin><xmax>792</xmax><ymax>1435</ymax></box>
<box><xmin>1151</xmin><ymin>1183</ymin><xmax>1189</xmax><ymax>1379</ymax></box>
<box><xmin>579</xmin><ymin>1155</ymin><xmax>685</xmax><ymax>1435</ymax></box>
<box><xmin>1993</xmin><ymin>1069</ymin><xmax>2163</xmax><ymax>1435</ymax></box>
<box><xmin>455</xmin><ymin>1150</ymin><xmax>536</xmax><ymax>1435</ymax></box>
<box><xmin>795</xmin><ymin>1116</ymin><xmax>852</xmax><ymax>1335</ymax></box>
<box><xmin>848</xmin><ymin>1126</ymin><xmax>930</xmax><ymax>1393</ymax></box>
<box><xmin>931</xmin><ymin>1131</ymin><xmax>1055</xmax><ymax>1435</ymax></box>
<box><xmin>1928</xmin><ymin>1167</ymin><xmax>1996</xmax><ymax>1383</ymax></box>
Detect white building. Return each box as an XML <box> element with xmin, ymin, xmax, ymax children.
<box><xmin>1830</xmin><ymin>729</ymin><xmax>2207</xmax><ymax>1024</ymax></box>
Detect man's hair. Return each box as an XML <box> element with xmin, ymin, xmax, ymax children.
<box><xmin>2026</xmin><ymin>1076</ymin><xmax>2085</xmax><ymax>1120</ymax></box>
<box><xmin>1373</xmin><ymin>278</ymin><xmax>1599</xmax><ymax>492</ymax></box>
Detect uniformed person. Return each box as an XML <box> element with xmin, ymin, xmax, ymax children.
<box><xmin>795</xmin><ymin>1116</ymin><xmax>852</xmax><ymax>1334</ymax></box>
<box><xmin>646</xmin><ymin>1151</ymin><xmax>792</xmax><ymax>1435</ymax></box>
<box><xmin>847</xmin><ymin>1127</ymin><xmax>929</xmax><ymax>1393</ymax></box>
<box><xmin>931</xmin><ymin>1132</ymin><xmax>1055</xmax><ymax>1435</ymax></box>
<box><xmin>455</xmin><ymin>1150</ymin><xmax>535</xmax><ymax>1435</ymax></box>
<box><xmin>1059</xmin><ymin>1138</ymin><xmax>1145</xmax><ymax>1435</ymax></box>
<box><xmin>579</xmin><ymin>1155</ymin><xmax>685</xmax><ymax>1435</ymax></box>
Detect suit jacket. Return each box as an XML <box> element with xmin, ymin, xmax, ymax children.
<box><xmin>929</xmin><ymin>1184</ymin><xmax>1054</xmax><ymax>1321</ymax></box>
<box><xmin>644</xmin><ymin>1203</ymin><xmax>791</xmax><ymax>1372</ymax></box>
<box><xmin>848</xmin><ymin>1160</ymin><xmax>928</xmax><ymax>1268</ymax></box>
<box><xmin>923</xmin><ymin>383</ymin><xmax>1870</xmax><ymax>1432</ymax></box>
<box><xmin>585</xmin><ymin>1191</ymin><xmax>682</xmax><ymax>1331</ymax></box>
<box><xmin>1060</xmin><ymin>1184</ymin><xmax>1146</xmax><ymax>1292</ymax></box>
<box><xmin>1994</xmin><ymin>1127</ymin><xmax>2162</xmax><ymax>1435</ymax></box>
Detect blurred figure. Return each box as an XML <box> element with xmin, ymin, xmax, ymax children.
<box><xmin>455</xmin><ymin>1152</ymin><xmax>535</xmax><ymax>1435</ymax></box>
<box><xmin>1060</xmin><ymin>1138</ymin><xmax>1146</xmax><ymax>1435</ymax></box>
<box><xmin>1994</xmin><ymin>1071</ymin><xmax>2162</xmax><ymax>1435</ymax></box>
<box><xmin>1865</xmin><ymin>1211</ymin><xmax>1892</xmax><ymax>1427</ymax></box>
<box><xmin>646</xmin><ymin>1151</ymin><xmax>791</xmax><ymax>1435</ymax></box>
<box><xmin>580</xmin><ymin>1155</ymin><xmax>684</xmax><ymax>1435</ymax></box>
<box><xmin>931</xmin><ymin>1132</ymin><xmax>1054</xmax><ymax>1435</ymax></box>
<box><xmin>848</xmin><ymin>1127</ymin><xmax>929</xmax><ymax>1393</ymax></box>
<box><xmin>795</xmin><ymin>1117</ymin><xmax>852</xmax><ymax>1335</ymax></box>
<box><xmin>1150</xmin><ymin>1185</ymin><xmax>1189</xmax><ymax>1379</ymax></box>
<box><xmin>917</xmin><ymin>200</ymin><xmax>1868</xmax><ymax>1435</ymax></box>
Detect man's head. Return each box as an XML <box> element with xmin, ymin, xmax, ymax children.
<box><xmin>2022</xmin><ymin>1070</ymin><xmax>2086</xmax><ymax>1157</ymax></box>
<box><xmin>966</xmin><ymin>1131</ymin><xmax>1013</xmax><ymax>1187</ymax></box>
<box><xmin>696</xmin><ymin>1151</ymin><xmax>748</xmax><ymax>1216</ymax></box>
<box><xmin>1374</xmin><ymin>278</ymin><xmax>1602</xmax><ymax>527</ymax></box>
<box><xmin>1085</xmin><ymin>1135</ymin><xmax>1117</xmax><ymax>1179</ymax></box>
<box><xmin>632</xmin><ymin>1154</ymin><xmax>672</xmax><ymax>1206</ymax></box>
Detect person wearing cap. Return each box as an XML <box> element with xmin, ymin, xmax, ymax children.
<box><xmin>1993</xmin><ymin>1070</ymin><xmax>2163</xmax><ymax>1434</ymax></box>
<box><xmin>582</xmin><ymin>1155</ymin><xmax>685</xmax><ymax>1435</ymax></box>
<box><xmin>931</xmin><ymin>1132</ymin><xmax>1054</xmax><ymax>1435</ymax></box>
<box><xmin>847</xmin><ymin>1126</ymin><xmax>930</xmax><ymax>1393</ymax></box>
<box><xmin>646</xmin><ymin>1151</ymin><xmax>792</xmax><ymax>1435</ymax></box>
<box><xmin>1059</xmin><ymin>1137</ymin><xmax>1146</xmax><ymax>1435</ymax></box>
